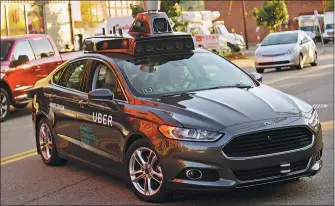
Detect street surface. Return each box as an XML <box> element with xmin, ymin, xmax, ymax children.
<box><xmin>1</xmin><ymin>44</ymin><xmax>334</xmax><ymax>205</ymax></box>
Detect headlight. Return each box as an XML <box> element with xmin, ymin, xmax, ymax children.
<box><xmin>308</xmin><ymin>109</ymin><xmax>320</xmax><ymax>129</ymax></box>
<box><xmin>286</xmin><ymin>47</ymin><xmax>296</xmax><ymax>54</ymax></box>
<box><xmin>255</xmin><ymin>51</ymin><xmax>262</xmax><ymax>57</ymax></box>
<box><xmin>159</xmin><ymin>125</ymin><xmax>222</xmax><ymax>141</ymax></box>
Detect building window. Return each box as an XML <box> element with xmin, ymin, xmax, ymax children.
<box><xmin>7</xmin><ymin>4</ymin><xmax>26</xmax><ymax>36</ymax></box>
<box><xmin>108</xmin><ymin>0</ymin><xmax>139</xmax><ymax>17</ymax></box>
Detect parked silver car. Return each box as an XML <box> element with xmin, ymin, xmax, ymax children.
<box><xmin>254</xmin><ymin>30</ymin><xmax>318</xmax><ymax>73</ymax></box>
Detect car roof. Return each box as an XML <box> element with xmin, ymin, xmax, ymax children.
<box><xmin>268</xmin><ymin>30</ymin><xmax>301</xmax><ymax>36</ymax></box>
<box><xmin>0</xmin><ymin>34</ymin><xmax>50</xmax><ymax>42</ymax></box>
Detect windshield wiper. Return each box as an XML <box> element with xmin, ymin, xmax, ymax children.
<box><xmin>159</xmin><ymin>92</ymin><xmax>190</xmax><ymax>98</ymax></box>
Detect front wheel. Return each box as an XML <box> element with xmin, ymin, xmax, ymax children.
<box><xmin>311</xmin><ymin>53</ymin><xmax>317</xmax><ymax>66</ymax></box>
<box><xmin>0</xmin><ymin>88</ymin><xmax>10</xmax><ymax>122</ymax></box>
<box><xmin>296</xmin><ymin>55</ymin><xmax>304</xmax><ymax>70</ymax></box>
<box><xmin>37</xmin><ymin>117</ymin><xmax>67</xmax><ymax>166</ymax></box>
<box><xmin>256</xmin><ymin>68</ymin><xmax>264</xmax><ymax>73</ymax></box>
<box><xmin>125</xmin><ymin>139</ymin><xmax>168</xmax><ymax>202</ymax></box>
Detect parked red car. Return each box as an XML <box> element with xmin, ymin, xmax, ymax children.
<box><xmin>0</xmin><ymin>34</ymin><xmax>82</xmax><ymax>122</ymax></box>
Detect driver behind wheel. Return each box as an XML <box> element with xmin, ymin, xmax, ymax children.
<box><xmin>155</xmin><ymin>65</ymin><xmax>186</xmax><ymax>92</ymax></box>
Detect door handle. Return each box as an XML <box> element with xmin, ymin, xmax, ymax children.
<box><xmin>79</xmin><ymin>100</ymin><xmax>88</xmax><ymax>108</ymax></box>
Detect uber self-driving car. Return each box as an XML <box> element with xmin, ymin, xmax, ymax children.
<box><xmin>27</xmin><ymin>11</ymin><xmax>323</xmax><ymax>202</ymax></box>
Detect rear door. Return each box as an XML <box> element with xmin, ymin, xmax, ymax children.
<box><xmin>49</xmin><ymin>58</ymin><xmax>91</xmax><ymax>157</ymax></box>
<box><xmin>29</xmin><ymin>37</ymin><xmax>62</xmax><ymax>80</ymax></box>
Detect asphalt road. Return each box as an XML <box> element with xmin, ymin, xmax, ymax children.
<box><xmin>1</xmin><ymin>45</ymin><xmax>334</xmax><ymax>205</ymax></box>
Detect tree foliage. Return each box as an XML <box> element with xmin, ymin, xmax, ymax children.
<box><xmin>252</xmin><ymin>0</ymin><xmax>289</xmax><ymax>33</ymax></box>
<box><xmin>130</xmin><ymin>1</ymin><xmax>189</xmax><ymax>32</ymax></box>
<box><xmin>326</xmin><ymin>0</ymin><xmax>334</xmax><ymax>11</ymax></box>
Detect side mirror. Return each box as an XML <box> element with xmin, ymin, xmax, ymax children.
<box><xmin>249</xmin><ymin>72</ymin><xmax>263</xmax><ymax>83</ymax></box>
<box><xmin>88</xmin><ymin>89</ymin><xmax>117</xmax><ymax>108</ymax></box>
<box><xmin>256</xmin><ymin>43</ymin><xmax>261</xmax><ymax>47</ymax></box>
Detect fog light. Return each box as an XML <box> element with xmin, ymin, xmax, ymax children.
<box><xmin>185</xmin><ymin>169</ymin><xmax>203</xmax><ymax>180</ymax></box>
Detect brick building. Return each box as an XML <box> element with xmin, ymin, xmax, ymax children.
<box><xmin>205</xmin><ymin>0</ymin><xmax>325</xmax><ymax>44</ymax></box>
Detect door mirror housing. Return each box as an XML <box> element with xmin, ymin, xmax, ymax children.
<box><xmin>256</xmin><ymin>43</ymin><xmax>261</xmax><ymax>47</ymax></box>
<box><xmin>88</xmin><ymin>89</ymin><xmax>117</xmax><ymax>108</ymax></box>
<box><xmin>249</xmin><ymin>72</ymin><xmax>263</xmax><ymax>83</ymax></box>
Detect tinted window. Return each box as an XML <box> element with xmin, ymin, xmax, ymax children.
<box><xmin>53</xmin><ymin>66</ymin><xmax>66</xmax><ymax>84</ymax></box>
<box><xmin>261</xmin><ymin>33</ymin><xmax>298</xmax><ymax>46</ymax></box>
<box><xmin>58</xmin><ymin>60</ymin><xmax>87</xmax><ymax>91</ymax></box>
<box><xmin>30</xmin><ymin>38</ymin><xmax>55</xmax><ymax>59</ymax></box>
<box><xmin>92</xmin><ymin>61</ymin><xmax>126</xmax><ymax>101</ymax></box>
<box><xmin>117</xmin><ymin>52</ymin><xmax>255</xmax><ymax>97</ymax></box>
<box><xmin>12</xmin><ymin>41</ymin><xmax>36</xmax><ymax>61</ymax></box>
<box><xmin>0</xmin><ymin>41</ymin><xmax>13</xmax><ymax>61</ymax></box>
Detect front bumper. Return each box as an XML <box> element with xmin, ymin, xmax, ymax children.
<box><xmin>154</xmin><ymin>117</ymin><xmax>323</xmax><ymax>192</ymax></box>
<box><xmin>254</xmin><ymin>53</ymin><xmax>299</xmax><ymax>69</ymax></box>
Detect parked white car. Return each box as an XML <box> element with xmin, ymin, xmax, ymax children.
<box><xmin>254</xmin><ymin>30</ymin><xmax>318</xmax><ymax>73</ymax></box>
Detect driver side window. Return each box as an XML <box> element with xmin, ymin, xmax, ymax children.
<box><xmin>92</xmin><ymin>61</ymin><xmax>127</xmax><ymax>102</ymax></box>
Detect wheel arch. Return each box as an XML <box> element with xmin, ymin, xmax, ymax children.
<box><xmin>123</xmin><ymin>132</ymin><xmax>154</xmax><ymax>159</ymax></box>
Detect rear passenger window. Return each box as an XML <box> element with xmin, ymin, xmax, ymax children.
<box><xmin>58</xmin><ymin>60</ymin><xmax>87</xmax><ymax>91</ymax></box>
<box><xmin>30</xmin><ymin>38</ymin><xmax>55</xmax><ymax>59</ymax></box>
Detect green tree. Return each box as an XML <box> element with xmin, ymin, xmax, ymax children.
<box><xmin>252</xmin><ymin>0</ymin><xmax>289</xmax><ymax>33</ymax></box>
<box><xmin>326</xmin><ymin>0</ymin><xmax>334</xmax><ymax>11</ymax></box>
<box><xmin>130</xmin><ymin>1</ymin><xmax>189</xmax><ymax>32</ymax></box>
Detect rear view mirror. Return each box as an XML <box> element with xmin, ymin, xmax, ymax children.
<box><xmin>88</xmin><ymin>89</ymin><xmax>117</xmax><ymax>107</ymax></box>
<box><xmin>249</xmin><ymin>72</ymin><xmax>263</xmax><ymax>83</ymax></box>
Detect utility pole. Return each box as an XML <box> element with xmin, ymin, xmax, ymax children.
<box><xmin>242</xmin><ymin>0</ymin><xmax>249</xmax><ymax>50</ymax></box>
<box><xmin>68</xmin><ymin>0</ymin><xmax>75</xmax><ymax>49</ymax></box>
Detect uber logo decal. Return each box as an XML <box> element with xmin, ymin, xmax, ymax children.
<box><xmin>93</xmin><ymin>112</ymin><xmax>113</xmax><ymax>127</ymax></box>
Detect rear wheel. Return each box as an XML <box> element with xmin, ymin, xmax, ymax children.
<box><xmin>296</xmin><ymin>55</ymin><xmax>304</xmax><ymax>70</ymax></box>
<box><xmin>256</xmin><ymin>68</ymin><xmax>264</xmax><ymax>73</ymax></box>
<box><xmin>37</xmin><ymin>117</ymin><xmax>67</xmax><ymax>166</ymax></box>
<box><xmin>311</xmin><ymin>52</ymin><xmax>317</xmax><ymax>66</ymax></box>
<box><xmin>0</xmin><ymin>88</ymin><xmax>10</xmax><ymax>122</ymax></box>
<box><xmin>125</xmin><ymin>139</ymin><xmax>168</xmax><ymax>202</ymax></box>
<box><xmin>276</xmin><ymin>67</ymin><xmax>282</xmax><ymax>71</ymax></box>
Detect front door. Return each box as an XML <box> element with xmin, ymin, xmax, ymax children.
<box><xmin>49</xmin><ymin>59</ymin><xmax>91</xmax><ymax>158</ymax></box>
<box><xmin>75</xmin><ymin>59</ymin><xmax>128</xmax><ymax>171</ymax></box>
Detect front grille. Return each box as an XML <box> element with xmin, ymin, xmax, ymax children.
<box><xmin>259</xmin><ymin>61</ymin><xmax>289</xmax><ymax>66</ymax></box>
<box><xmin>222</xmin><ymin>127</ymin><xmax>313</xmax><ymax>158</ymax></box>
<box><xmin>327</xmin><ymin>32</ymin><xmax>334</xmax><ymax>35</ymax></box>
<box><xmin>234</xmin><ymin>158</ymin><xmax>310</xmax><ymax>181</ymax></box>
<box><xmin>262</xmin><ymin>53</ymin><xmax>285</xmax><ymax>57</ymax></box>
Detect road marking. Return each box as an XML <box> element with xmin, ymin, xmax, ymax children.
<box><xmin>1</xmin><ymin>152</ymin><xmax>37</xmax><ymax>166</ymax></box>
<box><xmin>313</xmin><ymin>104</ymin><xmax>328</xmax><ymax>109</ymax></box>
<box><xmin>321</xmin><ymin>120</ymin><xmax>334</xmax><ymax>133</ymax></box>
<box><xmin>1</xmin><ymin>148</ymin><xmax>36</xmax><ymax>162</ymax></box>
<box><xmin>264</xmin><ymin>64</ymin><xmax>333</xmax><ymax>85</ymax></box>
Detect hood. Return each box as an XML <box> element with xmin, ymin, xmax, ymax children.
<box><xmin>148</xmin><ymin>84</ymin><xmax>312</xmax><ymax>132</ymax></box>
<box><xmin>257</xmin><ymin>43</ymin><xmax>296</xmax><ymax>54</ymax></box>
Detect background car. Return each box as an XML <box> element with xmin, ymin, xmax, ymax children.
<box><xmin>254</xmin><ymin>30</ymin><xmax>318</xmax><ymax>73</ymax></box>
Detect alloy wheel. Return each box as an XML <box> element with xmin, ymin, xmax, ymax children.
<box><xmin>39</xmin><ymin>123</ymin><xmax>53</xmax><ymax>161</ymax></box>
<box><xmin>129</xmin><ymin>147</ymin><xmax>163</xmax><ymax>196</ymax></box>
<box><xmin>0</xmin><ymin>92</ymin><xmax>8</xmax><ymax>119</ymax></box>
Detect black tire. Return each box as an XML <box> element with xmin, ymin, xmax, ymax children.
<box><xmin>0</xmin><ymin>88</ymin><xmax>10</xmax><ymax>122</ymax></box>
<box><xmin>324</xmin><ymin>40</ymin><xmax>329</xmax><ymax>44</ymax></box>
<box><xmin>37</xmin><ymin>117</ymin><xmax>67</xmax><ymax>166</ymax></box>
<box><xmin>276</xmin><ymin>67</ymin><xmax>282</xmax><ymax>71</ymax></box>
<box><xmin>125</xmin><ymin>138</ymin><xmax>169</xmax><ymax>202</ymax></box>
<box><xmin>256</xmin><ymin>68</ymin><xmax>264</xmax><ymax>73</ymax></box>
<box><xmin>12</xmin><ymin>103</ymin><xmax>29</xmax><ymax>109</ymax></box>
<box><xmin>296</xmin><ymin>55</ymin><xmax>304</xmax><ymax>70</ymax></box>
<box><xmin>311</xmin><ymin>52</ymin><xmax>317</xmax><ymax>66</ymax></box>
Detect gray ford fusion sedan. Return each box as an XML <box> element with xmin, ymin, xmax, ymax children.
<box><xmin>27</xmin><ymin>11</ymin><xmax>323</xmax><ymax>203</ymax></box>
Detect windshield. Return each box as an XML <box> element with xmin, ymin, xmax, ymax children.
<box><xmin>326</xmin><ymin>24</ymin><xmax>334</xmax><ymax>29</ymax></box>
<box><xmin>116</xmin><ymin>52</ymin><xmax>255</xmax><ymax>98</ymax></box>
<box><xmin>300</xmin><ymin>26</ymin><xmax>315</xmax><ymax>32</ymax></box>
<box><xmin>261</xmin><ymin>33</ymin><xmax>298</xmax><ymax>46</ymax></box>
<box><xmin>217</xmin><ymin>25</ymin><xmax>229</xmax><ymax>35</ymax></box>
<box><xmin>1</xmin><ymin>41</ymin><xmax>13</xmax><ymax>61</ymax></box>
